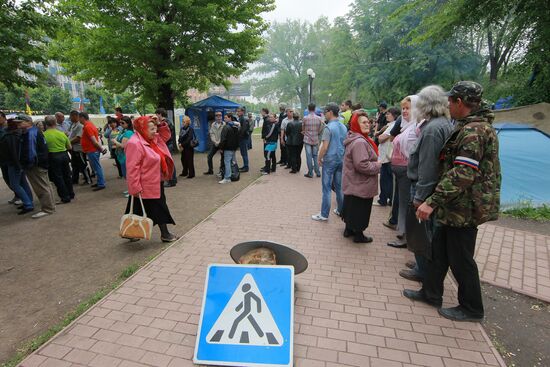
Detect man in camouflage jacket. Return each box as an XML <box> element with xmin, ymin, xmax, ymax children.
<box><xmin>403</xmin><ymin>81</ymin><xmax>501</xmax><ymax>322</ymax></box>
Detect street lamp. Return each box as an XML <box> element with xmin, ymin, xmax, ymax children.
<box><xmin>307</xmin><ymin>68</ymin><xmax>315</xmax><ymax>104</ymax></box>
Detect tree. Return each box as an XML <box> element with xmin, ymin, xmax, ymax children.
<box><xmin>0</xmin><ymin>84</ymin><xmax>72</xmax><ymax>114</ymax></box>
<box><xmin>0</xmin><ymin>1</ymin><xmax>55</xmax><ymax>87</ymax></box>
<box><xmin>51</xmin><ymin>0</ymin><xmax>274</xmax><ymax>117</ymax></box>
<box><xmin>249</xmin><ymin>18</ymin><xmax>332</xmax><ymax>110</ymax></box>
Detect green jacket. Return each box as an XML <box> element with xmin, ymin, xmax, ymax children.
<box><xmin>425</xmin><ymin>106</ymin><xmax>501</xmax><ymax>227</ymax></box>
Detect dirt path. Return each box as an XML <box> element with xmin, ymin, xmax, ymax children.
<box><xmin>0</xmin><ymin>138</ymin><xmax>265</xmax><ymax>364</ymax></box>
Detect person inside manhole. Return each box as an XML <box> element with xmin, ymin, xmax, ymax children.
<box><xmin>228</xmin><ymin>283</ymin><xmax>263</xmax><ymax>339</ymax></box>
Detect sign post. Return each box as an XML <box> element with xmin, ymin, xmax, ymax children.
<box><xmin>194</xmin><ymin>264</ymin><xmax>294</xmax><ymax>367</ymax></box>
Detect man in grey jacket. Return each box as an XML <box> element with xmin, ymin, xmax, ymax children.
<box><xmin>401</xmin><ymin>85</ymin><xmax>453</xmax><ymax>282</ymax></box>
<box><xmin>204</xmin><ymin>111</ymin><xmax>225</xmax><ymax>175</ymax></box>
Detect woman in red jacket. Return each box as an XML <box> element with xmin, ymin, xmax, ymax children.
<box><xmin>341</xmin><ymin>112</ymin><xmax>381</xmax><ymax>243</ymax></box>
<box><xmin>124</xmin><ymin>116</ymin><xmax>177</xmax><ymax>242</ymax></box>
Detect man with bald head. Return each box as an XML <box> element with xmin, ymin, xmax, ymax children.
<box><xmin>55</xmin><ymin>112</ymin><xmax>70</xmax><ymax>134</ymax></box>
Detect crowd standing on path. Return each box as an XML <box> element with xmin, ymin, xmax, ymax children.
<box><xmin>0</xmin><ymin>81</ymin><xmax>501</xmax><ymax>323</ymax></box>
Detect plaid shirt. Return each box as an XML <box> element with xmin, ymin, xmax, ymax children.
<box><xmin>302</xmin><ymin>113</ymin><xmax>323</xmax><ymax>145</ymax></box>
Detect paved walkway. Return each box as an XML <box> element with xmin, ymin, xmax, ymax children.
<box><xmin>21</xmin><ymin>172</ymin><xmax>508</xmax><ymax>367</ymax></box>
<box><xmin>476</xmin><ymin>224</ymin><xmax>550</xmax><ymax>302</ymax></box>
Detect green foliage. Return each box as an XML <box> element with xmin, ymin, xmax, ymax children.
<box><xmin>503</xmin><ymin>204</ymin><xmax>550</xmax><ymax>222</ymax></box>
<box><xmin>51</xmin><ymin>0</ymin><xmax>275</xmax><ymax>109</ymax></box>
<box><xmin>393</xmin><ymin>0</ymin><xmax>550</xmax><ymax>104</ymax></box>
<box><xmin>0</xmin><ymin>1</ymin><xmax>56</xmax><ymax>87</ymax></box>
<box><xmin>252</xmin><ymin>1</ymin><xmax>484</xmax><ymax>109</ymax></box>
<box><xmin>0</xmin><ymin>84</ymin><xmax>72</xmax><ymax>114</ymax></box>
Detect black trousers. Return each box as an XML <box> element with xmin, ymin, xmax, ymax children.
<box><xmin>263</xmin><ymin>143</ymin><xmax>277</xmax><ymax>173</ymax></box>
<box><xmin>180</xmin><ymin>146</ymin><xmax>195</xmax><ymax>178</ymax></box>
<box><xmin>422</xmin><ymin>225</ymin><xmax>483</xmax><ymax>316</ymax></box>
<box><xmin>49</xmin><ymin>151</ymin><xmax>75</xmax><ymax>201</ymax></box>
<box><xmin>288</xmin><ymin>144</ymin><xmax>303</xmax><ymax>172</ymax></box>
<box><xmin>70</xmin><ymin>150</ymin><xmax>90</xmax><ymax>184</ymax></box>
<box><xmin>206</xmin><ymin>145</ymin><xmax>222</xmax><ymax>173</ymax></box>
<box><xmin>279</xmin><ymin>144</ymin><xmax>288</xmax><ymax>164</ymax></box>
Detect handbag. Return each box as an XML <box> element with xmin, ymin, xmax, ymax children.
<box><xmin>119</xmin><ymin>194</ymin><xmax>154</xmax><ymax>240</ymax></box>
<box><xmin>405</xmin><ymin>203</ymin><xmax>434</xmax><ymax>260</ymax></box>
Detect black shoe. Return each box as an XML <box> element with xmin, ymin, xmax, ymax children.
<box><xmin>438</xmin><ymin>306</ymin><xmax>483</xmax><ymax>322</ymax></box>
<box><xmin>405</xmin><ymin>260</ymin><xmax>416</xmax><ymax>269</ymax></box>
<box><xmin>315</xmin><ymin>173</ymin><xmax>321</xmax><ymax>177</ymax></box>
<box><xmin>285</xmin><ymin>165</ymin><xmax>291</xmax><ymax>169</ymax></box>
<box><xmin>161</xmin><ymin>233</ymin><xmax>179</xmax><ymax>243</ymax></box>
<box><xmin>179</xmin><ymin>172</ymin><xmax>186</xmax><ymax>177</ymax></box>
<box><xmin>239</xmin><ymin>167</ymin><xmax>249</xmax><ymax>172</ymax></box>
<box><xmin>91</xmin><ymin>183</ymin><xmax>98</xmax><ymax>187</ymax></box>
<box><xmin>387</xmin><ymin>241</ymin><xmax>407</xmax><ymax>248</ymax></box>
<box><xmin>399</xmin><ymin>269</ymin><xmax>423</xmax><ymax>282</ymax></box>
<box><xmin>93</xmin><ymin>186</ymin><xmax>106</xmax><ymax>191</ymax></box>
<box><xmin>403</xmin><ymin>289</ymin><xmax>441</xmax><ymax>307</ymax></box>
<box><xmin>187</xmin><ymin>175</ymin><xmax>195</xmax><ymax>179</ymax></box>
<box><xmin>17</xmin><ymin>205</ymin><xmax>24</xmax><ymax>210</ymax></box>
<box><xmin>377</xmin><ymin>200</ymin><xmax>387</xmax><ymax>206</ymax></box>
<box><xmin>343</xmin><ymin>228</ymin><xmax>354</xmax><ymax>238</ymax></box>
<box><xmin>290</xmin><ymin>170</ymin><xmax>297</xmax><ymax>174</ymax></box>
<box><xmin>353</xmin><ymin>234</ymin><xmax>373</xmax><ymax>243</ymax></box>
<box><xmin>304</xmin><ymin>173</ymin><xmax>313</xmax><ymax>178</ymax></box>
<box><xmin>203</xmin><ymin>171</ymin><xmax>214</xmax><ymax>175</ymax></box>
<box><xmin>18</xmin><ymin>207</ymin><xmax>34</xmax><ymax>215</ymax></box>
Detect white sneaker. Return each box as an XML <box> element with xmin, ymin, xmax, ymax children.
<box><xmin>32</xmin><ymin>211</ymin><xmax>51</xmax><ymax>219</ymax></box>
<box><xmin>14</xmin><ymin>199</ymin><xmax>23</xmax><ymax>205</ymax></box>
<box><xmin>311</xmin><ymin>213</ymin><xmax>328</xmax><ymax>221</ymax></box>
<box><xmin>218</xmin><ymin>179</ymin><xmax>231</xmax><ymax>184</ymax></box>
<box><xmin>333</xmin><ymin>208</ymin><xmax>341</xmax><ymax>217</ymax></box>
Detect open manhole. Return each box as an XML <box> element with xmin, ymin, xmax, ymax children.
<box><xmin>230</xmin><ymin>241</ymin><xmax>308</xmax><ymax>275</ymax></box>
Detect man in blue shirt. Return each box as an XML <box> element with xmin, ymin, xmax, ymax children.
<box><xmin>312</xmin><ymin>103</ymin><xmax>347</xmax><ymax>221</ymax></box>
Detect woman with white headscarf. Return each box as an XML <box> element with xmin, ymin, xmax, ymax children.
<box><xmin>387</xmin><ymin>95</ymin><xmax>419</xmax><ymax>248</ymax></box>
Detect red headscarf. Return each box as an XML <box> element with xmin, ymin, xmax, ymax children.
<box><xmin>350</xmin><ymin>112</ymin><xmax>378</xmax><ymax>155</ymax></box>
<box><xmin>133</xmin><ymin>116</ymin><xmax>170</xmax><ymax>176</ymax></box>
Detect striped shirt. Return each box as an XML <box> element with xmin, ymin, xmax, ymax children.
<box><xmin>302</xmin><ymin>113</ymin><xmax>323</xmax><ymax>145</ymax></box>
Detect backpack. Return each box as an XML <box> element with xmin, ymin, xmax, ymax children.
<box><xmin>230</xmin><ymin>161</ymin><xmax>240</xmax><ymax>182</ymax></box>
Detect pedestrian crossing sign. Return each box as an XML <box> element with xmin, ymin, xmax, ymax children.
<box><xmin>194</xmin><ymin>264</ymin><xmax>294</xmax><ymax>367</ymax></box>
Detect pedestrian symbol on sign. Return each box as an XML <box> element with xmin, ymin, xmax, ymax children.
<box><xmin>206</xmin><ymin>273</ymin><xmax>283</xmax><ymax>346</ymax></box>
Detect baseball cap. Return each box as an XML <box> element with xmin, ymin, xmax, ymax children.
<box><xmin>446</xmin><ymin>81</ymin><xmax>483</xmax><ymax>103</ymax></box>
<box><xmin>323</xmin><ymin>102</ymin><xmax>339</xmax><ymax>116</ymax></box>
<box><xmin>12</xmin><ymin>114</ymin><xmax>33</xmax><ymax>123</ymax></box>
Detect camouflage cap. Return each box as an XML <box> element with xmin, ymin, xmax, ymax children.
<box><xmin>446</xmin><ymin>81</ymin><xmax>483</xmax><ymax>103</ymax></box>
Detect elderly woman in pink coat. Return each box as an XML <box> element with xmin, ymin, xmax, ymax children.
<box><xmin>341</xmin><ymin>111</ymin><xmax>382</xmax><ymax>243</ymax></box>
<box><xmin>124</xmin><ymin>116</ymin><xmax>177</xmax><ymax>242</ymax></box>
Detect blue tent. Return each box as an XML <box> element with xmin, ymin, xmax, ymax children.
<box><xmin>494</xmin><ymin>122</ymin><xmax>550</xmax><ymax>208</ymax></box>
<box><xmin>185</xmin><ymin>96</ymin><xmax>241</xmax><ymax>152</ymax></box>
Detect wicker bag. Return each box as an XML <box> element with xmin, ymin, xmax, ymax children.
<box><xmin>120</xmin><ymin>194</ymin><xmax>153</xmax><ymax>240</ymax></box>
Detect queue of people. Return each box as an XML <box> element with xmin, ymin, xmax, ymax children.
<box><xmin>304</xmin><ymin>81</ymin><xmax>501</xmax><ymax>322</ymax></box>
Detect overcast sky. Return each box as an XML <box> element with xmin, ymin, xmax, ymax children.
<box><xmin>265</xmin><ymin>0</ymin><xmax>354</xmax><ymax>23</ymax></box>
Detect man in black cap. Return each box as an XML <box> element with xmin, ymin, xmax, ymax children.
<box><xmin>403</xmin><ymin>81</ymin><xmax>501</xmax><ymax>322</ymax></box>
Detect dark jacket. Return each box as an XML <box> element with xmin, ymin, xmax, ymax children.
<box><xmin>219</xmin><ymin>123</ymin><xmax>239</xmax><ymax>151</ymax></box>
<box><xmin>285</xmin><ymin>119</ymin><xmax>303</xmax><ymax>146</ymax></box>
<box><xmin>0</xmin><ymin>129</ymin><xmax>23</xmax><ymax>168</ymax></box>
<box><xmin>178</xmin><ymin>125</ymin><xmax>195</xmax><ymax>148</ymax></box>
<box><xmin>238</xmin><ymin>115</ymin><xmax>250</xmax><ymax>140</ymax></box>
<box><xmin>262</xmin><ymin>119</ymin><xmax>279</xmax><ymax>143</ymax></box>
<box><xmin>20</xmin><ymin>126</ymin><xmax>49</xmax><ymax>169</ymax></box>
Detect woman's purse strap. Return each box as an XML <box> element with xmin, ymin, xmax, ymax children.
<box><xmin>129</xmin><ymin>194</ymin><xmax>148</xmax><ymax>218</ymax></box>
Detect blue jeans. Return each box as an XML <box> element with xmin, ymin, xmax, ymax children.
<box><xmin>304</xmin><ymin>143</ymin><xmax>320</xmax><ymax>176</ymax></box>
<box><xmin>321</xmin><ymin>159</ymin><xmax>343</xmax><ymax>218</ymax></box>
<box><xmin>7</xmin><ymin>165</ymin><xmax>33</xmax><ymax>209</ymax></box>
<box><xmin>239</xmin><ymin>139</ymin><xmax>249</xmax><ymax>169</ymax></box>
<box><xmin>223</xmin><ymin>150</ymin><xmax>235</xmax><ymax>180</ymax></box>
<box><xmin>87</xmin><ymin>152</ymin><xmax>105</xmax><ymax>187</ymax></box>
